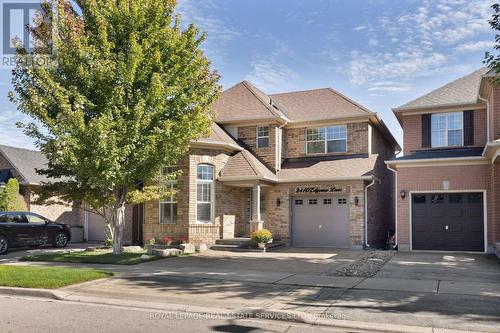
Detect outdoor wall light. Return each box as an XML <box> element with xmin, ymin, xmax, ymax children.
<box><xmin>400</xmin><ymin>190</ymin><xmax>407</xmax><ymax>199</ymax></box>
<box><xmin>354</xmin><ymin>196</ymin><xmax>359</xmax><ymax>206</ymax></box>
<box><xmin>276</xmin><ymin>198</ymin><xmax>281</xmax><ymax>207</ymax></box>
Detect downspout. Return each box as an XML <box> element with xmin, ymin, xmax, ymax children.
<box><xmin>478</xmin><ymin>95</ymin><xmax>490</xmax><ymax>142</ymax></box>
<box><xmin>386</xmin><ymin>164</ymin><xmax>398</xmax><ymax>248</ymax></box>
<box><xmin>364</xmin><ymin>178</ymin><xmax>377</xmax><ymax>248</ymax></box>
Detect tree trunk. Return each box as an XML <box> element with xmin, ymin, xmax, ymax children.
<box><xmin>111</xmin><ymin>187</ymin><xmax>127</xmax><ymax>255</ymax></box>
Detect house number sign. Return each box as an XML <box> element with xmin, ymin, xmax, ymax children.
<box><xmin>295</xmin><ymin>186</ymin><xmax>346</xmax><ymax>194</ymax></box>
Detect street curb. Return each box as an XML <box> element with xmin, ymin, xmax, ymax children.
<box><xmin>0</xmin><ymin>286</ymin><xmax>58</xmax><ymax>299</ymax></box>
<box><xmin>0</xmin><ymin>288</ymin><xmax>485</xmax><ymax>333</ymax></box>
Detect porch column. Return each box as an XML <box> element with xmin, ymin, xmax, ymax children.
<box><xmin>250</xmin><ymin>182</ymin><xmax>263</xmax><ymax>233</ymax></box>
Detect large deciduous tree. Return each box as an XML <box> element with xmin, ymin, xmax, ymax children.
<box><xmin>485</xmin><ymin>2</ymin><xmax>500</xmax><ymax>83</ymax></box>
<box><xmin>10</xmin><ymin>0</ymin><xmax>220</xmax><ymax>253</ymax></box>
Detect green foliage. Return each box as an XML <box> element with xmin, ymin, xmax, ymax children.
<box><xmin>9</xmin><ymin>0</ymin><xmax>220</xmax><ymax>251</ymax></box>
<box><xmin>485</xmin><ymin>3</ymin><xmax>500</xmax><ymax>85</ymax></box>
<box><xmin>0</xmin><ymin>179</ymin><xmax>27</xmax><ymax>211</ymax></box>
<box><xmin>250</xmin><ymin>229</ymin><xmax>273</xmax><ymax>244</ymax></box>
<box><xmin>104</xmin><ymin>237</ymin><xmax>113</xmax><ymax>247</ymax></box>
<box><xmin>0</xmin><ymin>265</ymin><xmax>112</xmax><ymax>289</ymax></box>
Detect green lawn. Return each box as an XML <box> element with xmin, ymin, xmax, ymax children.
<box><xmin>0</xmin><ymin>265</ymin><xmax>112</xmax><ymax>289</ymax></box>
<box><xmin>21</xmin><ymin>250</ymin><xmax>161</xmax><ymax>265</ymax></box>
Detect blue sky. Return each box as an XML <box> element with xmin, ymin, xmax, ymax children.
<box><xmin>0</xmin><ymin>0</ymin><xmax>496</xmax><ymax>149</ymax></box>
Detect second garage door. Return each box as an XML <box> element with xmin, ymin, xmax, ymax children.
<box><xmin>412</xmin><ymin>192</ymin><xmax>484</xmax><ymax>252</ymax></box>
<box><xmin>291</xmin><ymin>196</ymin><xmax>350</xmax><ymax>248</ymax></box>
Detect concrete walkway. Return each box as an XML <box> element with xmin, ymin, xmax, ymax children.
<box><xmin>3</xmin><ymin>247</ymin><xmax>500</xmax><ymax>332</ymax></box>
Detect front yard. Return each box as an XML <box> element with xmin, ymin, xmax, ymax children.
<box><xmin>0</xmin><ymin>265</ymin><xmax>112</xmax><ymax>289</ymax></box>
<box><xmin>21</xmin><ymin>250</ymin><xmax>162</xmax><ymax>265</ymax></box>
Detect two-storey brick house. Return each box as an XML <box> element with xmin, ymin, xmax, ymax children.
<box><xmin>386</xmin><ymin>68</ymin><xmax>500</xmax><ymax>253</ymax></box>
<box><xmin>143</xmin><ymin>81</ymin><xmax>400</xmax><ymax>249</ymax></box>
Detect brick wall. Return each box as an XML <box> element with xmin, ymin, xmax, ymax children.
<box><xmin>367</xmin><ymin>125</ymin><xmax>396</xmax><ymax>247</ymax></box>
<box><xmin>494</xmin><ymin>162</ymin><xmax>500</xmax><ymax>243</ymax></box>
<box><xmin>492</xmin><ymin>87</ymin><xmax>500</xmax><ymax>140</ymax></box>
<box><xmin>238</xmin><ymin>125</ymin><xmax>277</xmax><ymax>171</ymax></box>
<box><xmin>283</xmin><ymin>122</ymin><xmax>369</xmax><ymax>158</ymax></box>
<box><xmin>395</xmin><ymin>164</ymin><xmax>494</xmax><ymax>250</ymax></box>
<box><xmin>265</xmin><ymin>181</ymin><xmax>366</xmax><ymax>248</ymax></box>
<box><xmin>143</xmin><ymin>148</ymin><xmax>247</xmax><ymax>245</ymax></box>
<box><xmin>402</xmin><ymin>109</ymin><xmax>487</xmax><ymax>155</ymax></box>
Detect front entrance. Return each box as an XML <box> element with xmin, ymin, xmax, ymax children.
<box><xmin>291</xmin><ymin>196</ymin><xmax>350</xmax><ymax>248</ymax></box>
<box><xmin>411</xmin><ymin>192</ymin><xmax>485</xmax><ymax>252</ymax></box>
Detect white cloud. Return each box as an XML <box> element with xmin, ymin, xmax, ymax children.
<box><xmin>348</xmin><ymin>0</ymin><xmax>495</xmax><ymax>93</ymax></box>
<box><xmin>245</xmin><ymin>60</ymin><xmax>300</xmax><ymax>94</ymax></box>
<box><xmin>0</xmin><ymin>109</ymin><xmax>35</xmax><ymax>149</ymax></box>
<box><xmin>176</xmin><ymin>0</ymin><xmax>240</xmax><ymax>62</ymax></box>
<box><xmin>456</xmin><ymin>40</ymin><xmax>494</xmax><ymax>52</ymax></box>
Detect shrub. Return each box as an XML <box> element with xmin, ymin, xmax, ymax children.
<box><xmin>250</xmin><ymin>229</ymin><xmax>272</xmax><ymax>244</ymax></box>
<box><xmin>178</xmin><ymin>236</ymin><xmax>188</xmax><ymax>244</ymax></box>
<box><xmin>163</xmin><ymin>236</ymin><xmax>173</xmax><ymax>245</ymax></box>
<box><xmin>0</xmin><ymin>179</ymin><xmax>27</xmax><ymax>211</ymax></box>
<box><xmin>147</xmin><ymin>238</ymin><xmax>156</xmax><ymax>245</ymax></box>
<box><xmin>104</xmin><ymin>238</ymin><xmax>113</xmax><ymax>247</ymax></box>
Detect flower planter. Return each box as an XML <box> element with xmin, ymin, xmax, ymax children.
<box><xmin>257</xmin><ymin>243</ymin><xmax>266</xmax><ymax>249</ymax></box>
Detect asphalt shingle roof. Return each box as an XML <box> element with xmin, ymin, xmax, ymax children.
<box><xmin>277</xmin><ymin>154</ymin><xmax>376</xmax><ymax>181</ymax></box>
<box><xmin>391</xmin><ymin>147</ymin><xmax>484</xmax><ymax>161</ymax></box>
<box><xmin>394</xmin><ymin>68</ymin><xmax>489</xmax><ymax>111</ymax></box>
<box><xmin>0</xmin><ymin>145</ymin><xmax>49</xmax><ymax>185</ymax></box>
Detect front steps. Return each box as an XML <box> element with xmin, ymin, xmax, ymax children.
<box><xmin>210</xmin><ymin>237</ymin><xmax>285</xmax><ymax>252</ymax></box>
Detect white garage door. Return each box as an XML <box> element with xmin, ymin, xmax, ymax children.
<box><xmin>292</xmin><ymin>196</ymin><xmax>350</xmax><ymax>248</ymax></box>
<box><xmin>86</xmin><ymin>212</ymin><xmax>108</xmax><ymax>241</ymax></box>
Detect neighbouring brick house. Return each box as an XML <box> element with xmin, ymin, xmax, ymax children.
<box><xmin>386</xmin><ymin>68</ymin><xmax>500</xmax><ymax>253</ymax></box>
<box><xmin>0</xmin><ymin>144</ymin><xmax>135</xmax><ymax>244</ymax></box>
<box><xmin>143</xmin><ymin>81</ymin><xmax>400</xmax><ymax>248</ymax></box>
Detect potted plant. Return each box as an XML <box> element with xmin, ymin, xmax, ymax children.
<box><xmin>163</xmin><ymin>236</ymin><xmax>173</xmax><ymax>246</ymax></box>
<box><xmin>145</xmin><ymin>238</ymin><xmax>157</xmax><ymax>254</ymax></box>
<box><xmin>250</xmin><ymin>229</ymin><xmax>273</xmax><ymax>250</ymax></box>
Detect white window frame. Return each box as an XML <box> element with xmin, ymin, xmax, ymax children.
<box><xmin>159</xmin><ymin>166</ymin><xmax>178</xmax><ymax>225</ymax></box>
<box><xmin>256</xmin><ymin>125</ymin><xmax>270</xmax><ymax>148</ymax></box>
<box><xmin>306</xmin><ymin>125</ymin><xmax>347</xmax><ymax>154</ymax></box>
<box><xmin>431</xmin><ymin>112</ymin><xmax>464</xmax><ymax>148</ymax></box>
<box><xmin>196</xmin><ymin>164</ymin><xmax>215</xmax><ymax>224</ymax></box>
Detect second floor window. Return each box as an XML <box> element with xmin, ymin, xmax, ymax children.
<box><xmin>306</xmin><ymin>125</ymin><xmax>347</xmax><ymax>154</ymax></box>
<box><xmin>431</xmin><ymin>112</ymin><xmax>463</xmax><ymax>148</ymax></box>
<box><xmin>257</xmin><ymin>126</ymin><xmax>269</xmax><ymax>148</ymax></box>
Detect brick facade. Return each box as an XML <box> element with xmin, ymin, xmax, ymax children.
<box><xmin>402</xmin><ymin>109</ymin><xmax>487</xmax><ymax>155</ymax></box>
<box><xmin>395</xmin><ymin>164</ymin><xmax>495</xmax><ymax>251</ymax></box>
<box><xmin>284</xmin><ymin>122</ymin><xmax>369</xmax><ymax>158</ymax></box>
<box><xmin>237</xmin><ymin>125</ymin><xmax>277</xmax><ymax>171</ymax></box>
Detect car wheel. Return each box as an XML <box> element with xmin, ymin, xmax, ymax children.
<box><xmin>53</xmin><ymin>233</ymin><xmax>68</xmax><ymax>248</ymax></box>
<box><xmin>0</xmin><ymin>236</ymin><xmax>9</xmax><ymax>255</ymax></box>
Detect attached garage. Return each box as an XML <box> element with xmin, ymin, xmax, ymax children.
<box><xmin>85</xmin><ymin>211</ymin><xmax>109</xmax><ymax>242</ymax></box>
<box><xmin>411</xmin><ymin>192</ymin><xmax>485</xmax><ymax>252</ymax></box>
<box><xmin>291</xmin><ymin>196</ymin><xmax>350</xmax><ymax>248</ymax></box>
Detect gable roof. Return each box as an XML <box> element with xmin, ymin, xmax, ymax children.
<box><xmin>0</xmin><ymin>145</ymin><xmax>49</xmax><ymax>185</ymax></box>
<box><xmin>270</xmin><ymin>88</ymin><xmax>374</xmax><ymax>122</ymax></box>
<box><xmin>213</xmin><ymin>81</ymin><xmax>288</xmax><ymax>123</ymax></box>
<box><xmin>220</xmin><ymin>149</ymin><xmax>276</xmax><ymax>181</ymax></box>
<box><xmin>193</xmin><ymin>123</ymin><xmax>242</xmax><ymax>151</ymax></box>
<box><xmin>394</xmin><ymin>68</ymin><xmax>489</xmax><ymax>112</ymax></box>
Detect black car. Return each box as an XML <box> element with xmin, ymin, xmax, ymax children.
<box><xmin>0</xmin><ymin>212</ymin><xmax>71</xmax><ymax>254</ymax></box>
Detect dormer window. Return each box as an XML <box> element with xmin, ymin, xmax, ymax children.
<box><xmin>257</xmin><ymin>126</ymin><xmax>269</xmax><ymax>148</ymax></box>
<box><xmin>306</xmin><ymin>125</ymin><xmax>347</xmax><ymax>154</ymax></box>
<box><xmin>431</xmin><ymin>112</ymin><xmax>463</xmax><ymax>148</ymax></box>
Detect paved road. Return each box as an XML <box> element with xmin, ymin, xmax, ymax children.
<box><xmin>0</xmin><ymin>295</ymin><xmax>367</xmax><ymax>333</ymax></box>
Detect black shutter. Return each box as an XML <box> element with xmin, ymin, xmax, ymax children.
<box><xmin>421</xmin><ymin>114</ymin><xmax>431</xmax><ymax>148</ymax></box>
<box><xmin>463</xmin><ymin>110</ymin><xmax>474</xmax><ymax>146</ymax></box>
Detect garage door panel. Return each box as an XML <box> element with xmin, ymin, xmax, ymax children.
<box><xmin>412</xmin><ymin>193</ymin><xmax>484</xmax><ymax>252</ymax></box>
<box><xmin>292</xmin><ymin>196</ymin><xmax>349</xmax><ymax>248</ymax></box>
